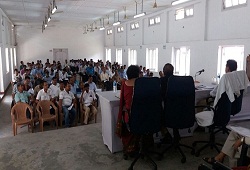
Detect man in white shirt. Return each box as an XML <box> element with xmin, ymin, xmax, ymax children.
<box><xmin>49</xmin><ymin>77</ymin><xmax>60</xmax><ymax>101</ymax></box>
<box><xmin>36</xmin><ymin>82</ymin><xmax>52</xmax><ymax>101</ymax></box>
<box><xmin>100</xmin><ymin>67</ymin><xmax>112</xmax><ymax>91</ymax></box>
<box><xmin>80</xmin><ymin>83</ymin><xmax>97</xmax><ymax>125</ymax></box>
<box><xmin>59</xmin><ymin>82</ymin><xmax>76</xmax><ymax>128</ymax></box>
<box><xmin>210</xmin><ymin>60</ymin><xmax>237</xmax><ymax>97</ymax></box>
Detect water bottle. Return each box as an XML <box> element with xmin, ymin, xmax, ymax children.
<box><xmin>113</xmin><ymin>80</ymin><xmax>117</xmax><ymax>92</ymax></box>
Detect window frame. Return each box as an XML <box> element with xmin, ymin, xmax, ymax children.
<box><xmin>128</xmin><ymin>49</ymin><xmax>137</xmax><ymax>66</ymax></box>
<box><xmin>175</xmin><ymin>5</ymin><xmax>194</xmax><ymax>21</ymax></box>
<box><xmin>107</xmin><ymin>29</ymin><xmax>113</xmax><ymax>35</ymax></box>
<box><xmin>171</xmin><ymin>46</ymin><xmax>191</xmax><ymax>76</ymax></box>
<box><xmin>148</xmin><ymin>16</ymin><xmax>161</xmax><ymax>26</ymax></box>
<box><xmin>116</xmin><ymin>48</ymin><xmax>123</xmax><ymax>65</ymax></box>
<box><xmin>105</xmin><ymin>48</ymin><xmax>112</xmax><ymax>62</ymax></box>
<box><xmin>217</xmin><ymin>45</ymin><xmax>244</xmax><ymax>78</ymax></box>
<box><xmin>146</xmin><ymin>48</ymin><xmax>158</xmax><ymax>72</ymax></box>
<box><xmin>130</xmin><ymin>22</ymin><xmax>140</xmax><ymax>30</ymax></box>
<box><xmin>5</xmin><ymin>48</ymin><xmax>9</xmax><ymax>74</ymax></box>
<box><xmin>222</xmin><ymin>0</ymin><xmax>247</xmax><ymax>10</ymax></box>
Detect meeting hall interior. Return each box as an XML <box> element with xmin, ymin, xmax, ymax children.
<box><xmin>1</xmin><ymin>0</ymin><xmax>250</xmax><ymax>169</ymax></box>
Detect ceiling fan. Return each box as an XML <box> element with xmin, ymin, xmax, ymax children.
<box><xmin>152</xmin><ymin>0</ymin><xmax>171</xmax><ymax>9</ymax></box>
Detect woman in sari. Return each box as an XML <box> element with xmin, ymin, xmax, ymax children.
<box><xmin>116</xmin><ymin>65</ymin><xmax>140</xmax><ymax>160</ymax></box>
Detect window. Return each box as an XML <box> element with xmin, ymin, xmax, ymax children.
<box><xmin>175</xmin><ymin>6</ymin><xmax>194</xmax><ymax>20</ymax></box>
<box><xmin>0</xmin><ymin>47</ymin><xmax>3</xmax><ymax>91</ymax></box>
<box><xmin>130</xmin><ymin>22</ymin><xmax>139</xmax><ymax>30</ymax></box>
<box><xmin>107</xmin><ymin>29</ymin><xmax>112</xmax><ymax>35</ymax></box>
<box><xmin>128</xmin><ymin>49</ymin><xmax>137</xmax><ymax>66</ymax></box>
<box><xmin>106</xmin><ymin>48</ymin><xmax>111</xmax><ymax>62</ymax></box>
<box><xmin>217</xmin><ymin>46</ymin><xmax>244</xmax><ymax>78</ymax></box>
<box><xmin>5</xmin><ymin>48</ymin><xmax>9</xmax><ymax>73</ymax></box>
<box><xmin>149</xmin><ymin>16</ymin><xmax>161</xmax><ymax>26</ymax></box>
<box><xmin>116</xmin><ymin>48</ymin><xmax>122</xmax><ymax>65</ymax></box>
<box><xmin>13</xmin><ymin>48</ymin><xmax>17</xmax><ymax>67</ymax></box>
<box><xmin>172</xmin><ymin>47</ymin><xmax>190</xmax><ymax>76</ymax></box>
<box><xmin>146</xmin><ymin>48</ymin><xmax>158</xmax><ymax>72</ymax></box>
<box><xmin>117</xmin><ymin>26</ymin><xmax>124</xmax><ymax>33</ymax></box>
<box><xmin>223</xmin><ymin>0</ymin><xmax>247</xmax><ymax>9</ymax></box>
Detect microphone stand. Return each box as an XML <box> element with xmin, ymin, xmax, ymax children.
<box><xmin>194</xmin><ymin>72</ymin><xmax>201</xmax><ymax>82</ymax></box>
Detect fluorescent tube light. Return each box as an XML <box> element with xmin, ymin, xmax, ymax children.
<box><xmin>52</xmin><ymin>6</ymin><xmax>57</xmax><ymax>14</ymax></box>
<box><xmin>171</xmin><ymin>0</ymin><xmax>191</xmax><ymax>6</ymax></box>
<box><xmin>133</xmin><ymin>12</ymin><xmax>146</xmax><ymax>19</ymax></box>
<box><xmin>99</xmin><ymin>27</ymin><xmax>105</xmax><ymax>31</ymax></box>
<box><xmin>48</xmin><ymin>17</ymin><xmax>51</xmax><ymax>22</ymax></box>
<box><xmin>113</xmin><ymin>21</ymin><xmax>121</xmax><ymax>26</ymax></box>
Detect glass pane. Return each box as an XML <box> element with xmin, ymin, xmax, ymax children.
<box><xmin>155</xmin><ymin>17</ymin><xmax>160</xmax><ymax>23</ymax></box>
<box><xmin>131</xmin><ymin>24</ymin><xmax>135</xmax><ymax>29</ymax></box>
<box><xmin>186</xmin><ymin>9</ymin><xmax>190</xmax><ymax>16</ymax></box>
<box><xmin>176</xmin><ymin>9</ymin><xmax>185</xmax><ymax>20</ymax></box>
<box><xmin>224</xmin><ymin>0</ymin><xmax>232</xmax><ymax>7</ymax></box>
<box><xmin>232</xmin><ymin>0</ymin><xmax>239</xmax><ymax>6</ymax></box>
<box><xmin>189</xmin><ymin>8</ymin><xmax>194</xmax><ymax>15</ymax></box>
<box><xmin>149</xmin><ymin>19</ymin><xmax>154</xmax><ymax>25</ymax></box>
<box><xmin>224</xmin><ymin>0</ymin><xmax>233</xmax><ymax>7</ymax></box>
<box><xmin>239</xmin><ymin>0</ymin><xmax>247</xmax><ymax>4</ymax></box>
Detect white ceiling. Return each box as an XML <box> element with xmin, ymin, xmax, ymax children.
<box><xmin>0</xmin><ymin>0</ymin><xmax>185</xmax><ymax>30</ymax></box>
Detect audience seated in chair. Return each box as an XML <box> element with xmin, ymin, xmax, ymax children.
<box><xmin>80</xmin><ymin>83</ymin><xmax>97</xmax><ymax>125</ymax></box>
<box><xmin>58</xmin><ymin>82</ymin><xmax>76</xmax><ymax>128</ymax></box>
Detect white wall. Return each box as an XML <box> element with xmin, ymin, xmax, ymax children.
<box><xmin>16</xmin><ymin>26</ymin><xmax>105</xmax><ymax>64</ymax></box>
<box><xmin>104</xmin><ymin>0</ymin><xmax>250</xmax><ymax>84</ymax></box>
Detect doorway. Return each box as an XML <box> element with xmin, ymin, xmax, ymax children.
<box><xmin>53</xmin><ymin>48</ymin><xmax>68</xmax><ymax>65</ymax></box>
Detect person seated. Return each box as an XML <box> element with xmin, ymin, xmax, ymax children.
<box><xmin>15</xmin><ymin>83</ymin><xmax>32</xmax><ymax>104</ymax></box>
<box><xmin>58</xmin><ymin>82</ymin><xmax>76</xmax><ymax>128</ymax></box>
<box><xmin>116</xmin><ymin>65</ymin><xmax>141</xmax><ymax>159</ymax></box>
<box><xmin>43</xmin><ymin>71</ymin><xmax>52</xmax><ymax>85</ymax></box>
<box><xmin>85</xmin><ymin>75</ymin><xmax>97</xmax><ymax>92</ymax></box>
<box><xmin>203</xmin><ymin>131</ymin><xmax>250</xmax><ymax>168</ymax></box>
<box><xmin>112</xmin><ymin>70</ymin><xmax>122</xmax><ymax>90</ymax></box>
<box><xmin>160</xmin><ymin>63</ymin><xmax>174</xmax><ymax>143</ymax></box>
<box><xmin>100</xmin><ymin>67</ymin><xmax>112</xmax><ymax>91</ymax></box>
<box><xmin>49</xmin><ymin>77</ymin><xmax>60</xmax><ymax>102</ymax></box>
<box><xmin>14</xmin><ymin>83</ymin><xmax>33</xmax><ymax>118</ymax></box>
<box><xmin>12</xmin><ymin>76</ymin><xmax>32</xmax><ymax>99</ymax></box>
<box><xmin>80</xmin><ymin>83</ymin><xmax>97</xmax><ymax>125</ymax></box>
<box><xmin>210</xmin><ymin>59</ymin><xmax>238</xmax><ymax>97</ymax></box>
<box><xmin>36</xmin><ymin>82</ymin><xmax>52</xmax><ymax>102</ymax></box>
<box><xmin>34</xmin><ymin>80</ymin><xmax>44</xmax><ymax>100</ymax></box>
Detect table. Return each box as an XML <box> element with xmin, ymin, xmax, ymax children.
<box><xmin>97</xmin><ymin>88</ymin><xmax>213</xmax><ymax>153</ymax></box>
<box><xmin>97</xmin><ymin>91</ymin><xmax>122</xmax><ymax>153</ymax></box>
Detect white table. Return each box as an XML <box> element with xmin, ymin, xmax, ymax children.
<box><xmin>97</xmin><ymin>88</ymin><xmax>214</xmax><ymax>153</ymax></box>
<box><xmin>97</xmin><ymin>91</ymin><xmax>123</xmax><ymax>153</ymax></box>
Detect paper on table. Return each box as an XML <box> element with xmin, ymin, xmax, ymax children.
<box><xmin>227</xmin><ymin>125</ymin><xmax>250</xmax><ymax>137</ymax></box>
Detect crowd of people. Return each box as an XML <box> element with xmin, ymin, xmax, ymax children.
<box><xmin>11</xmin><ymin>58</ymin><xmax>159</xmax><ymax>128</ymax></box>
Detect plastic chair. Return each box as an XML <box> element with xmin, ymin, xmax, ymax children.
<box><xmin>11</xmin><ymin>102</ymin><xmax>34</xmax><ymax>136</ymax></box>
<box><xmin>36</xmin><ymin>100</ymin><xmax>58</xmax><ymax>132</ymax></box>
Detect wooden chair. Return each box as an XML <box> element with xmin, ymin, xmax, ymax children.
<box><xmin>11</xmin><ymin>102</ymin><xmax>34</xmax><ymax>136</ymax></box>
<box><xmin>36</xmin><ymin>100</ymin><xmax>58</xmax><ymax>132</ymax></box>
<box><xmin>79</xmin><ymin>103</ymin><xmax>97</xmax><ymax>125</ymax></box>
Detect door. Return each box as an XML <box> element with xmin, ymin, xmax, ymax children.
<box><xmin>53</xmin><ymin>48</ymin><xmax>68</xmax><ymax>66</ymax></box>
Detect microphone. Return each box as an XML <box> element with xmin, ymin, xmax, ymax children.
<box><xmin>197</xmin><ymin>69</ymin><xmax>205</xmax><ymax>75</ymax></box>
